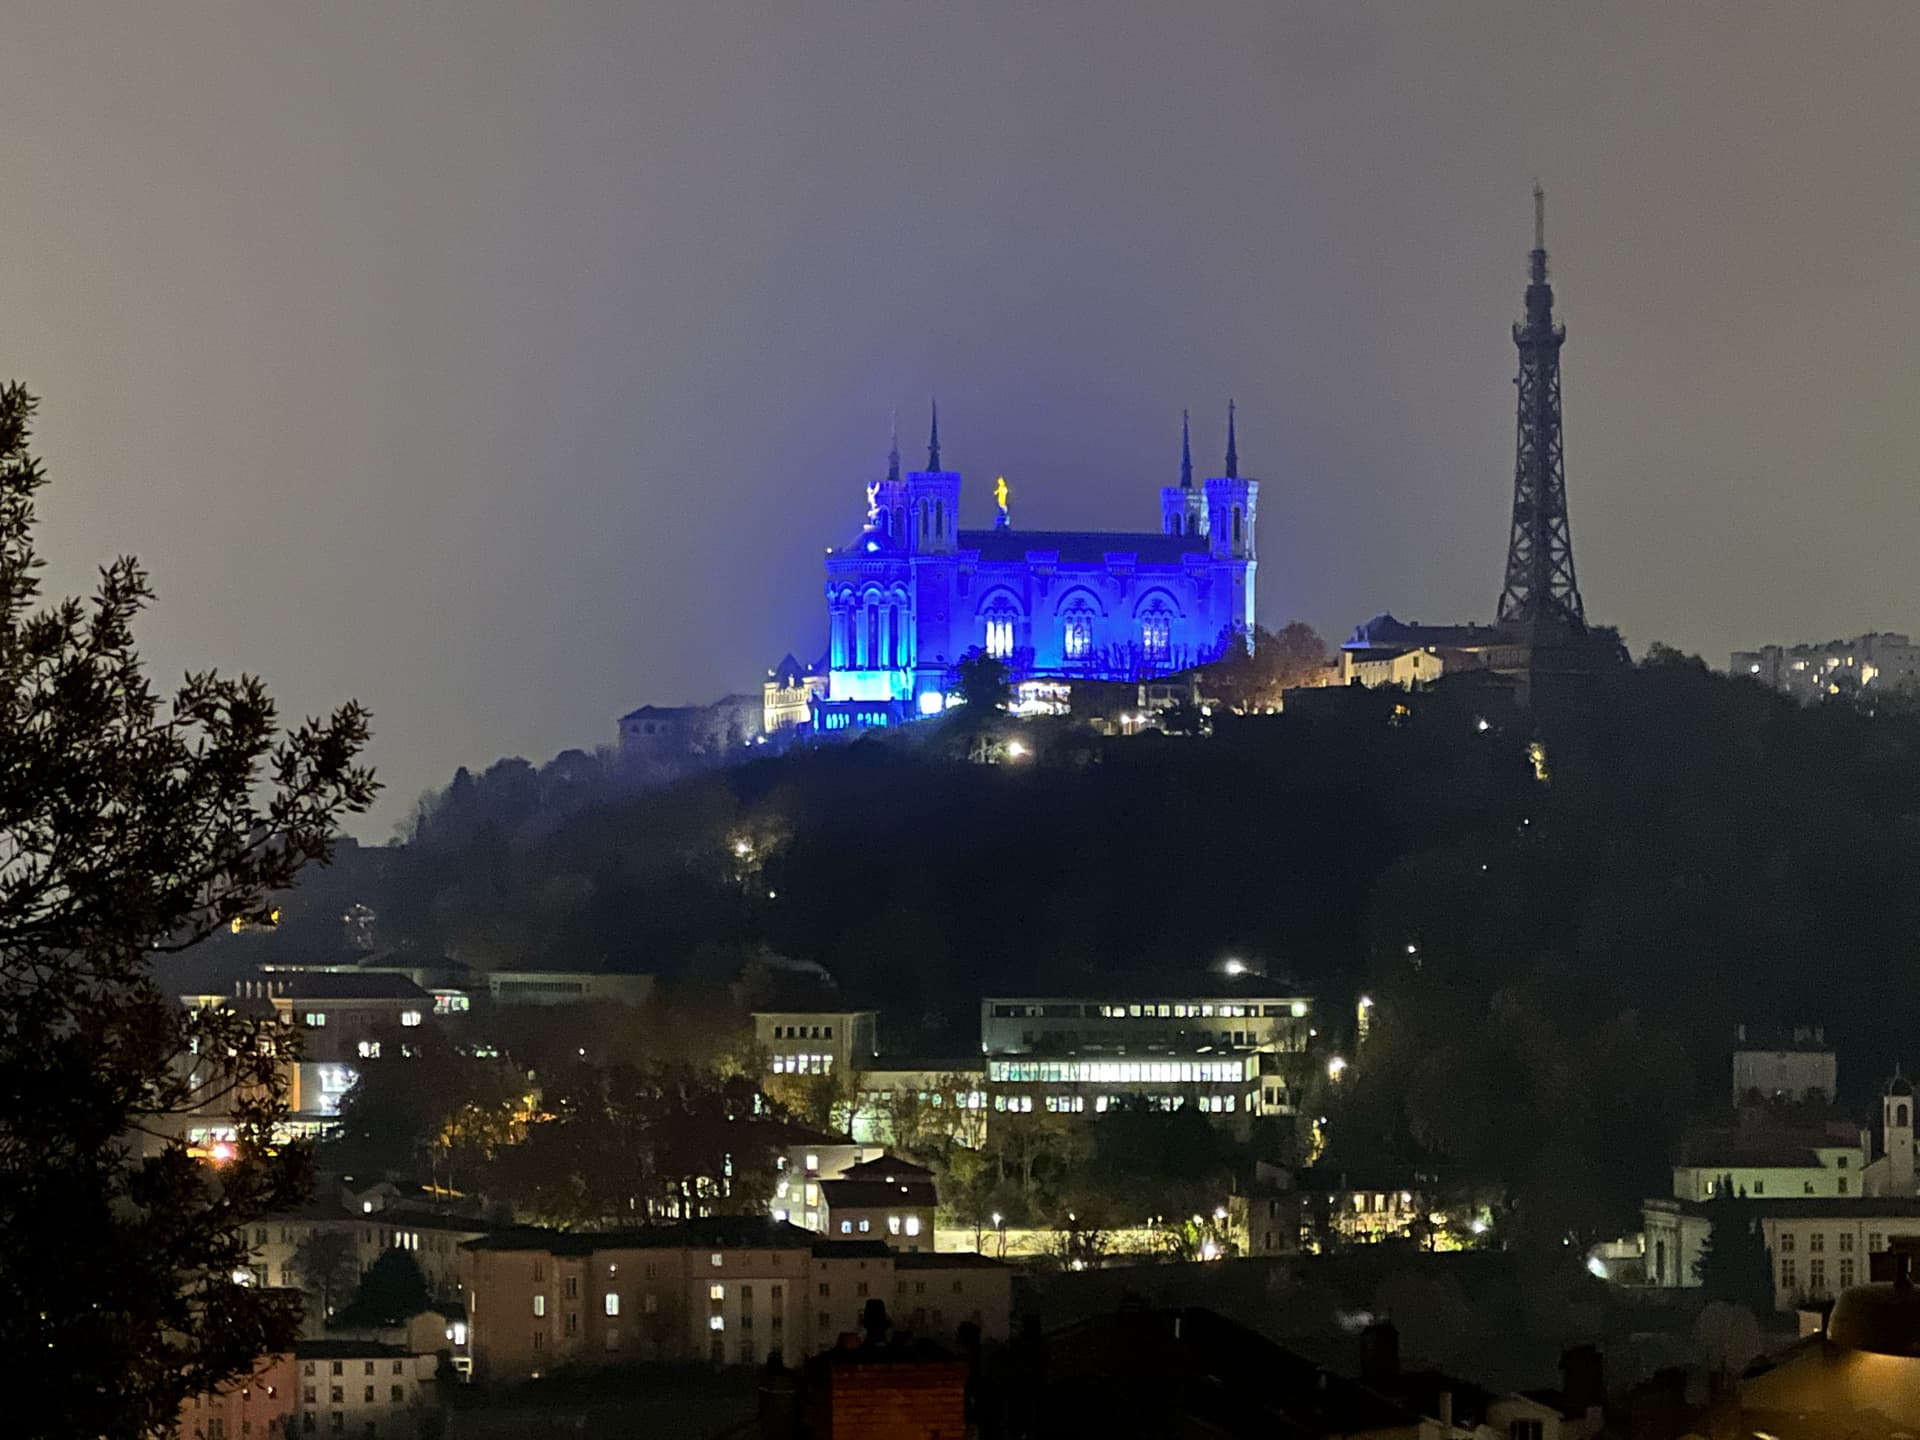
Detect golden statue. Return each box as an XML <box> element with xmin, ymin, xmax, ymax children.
<box><xmin>994</xmin><ymin>476</ymin><xmax>1010</xmax><ymax>514</ymax></box>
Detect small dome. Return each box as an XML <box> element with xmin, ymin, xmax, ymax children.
<box><xmin>1888</xmin><ymin>1071</ymin><xmax>1914</xmax><ymax>1099</ymax></box>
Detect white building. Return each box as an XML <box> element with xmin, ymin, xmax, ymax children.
<box><xmin>1732</xmin><ymin>632</ymin><xmax>1920</xmax><ymax>700</ymax></box>
<box><xmin>292</xmin><ymin>1340</ymin><xmax>441</xmax><ymax>1438</ymax></box>
<box><xmin>751</xmin><ymin>1009</ymin><xmax>879</xmax><ymax>1080</ymax></box>
<box><xmin>1731</xmin><ymin>1023</ymin><xmax>1837</xmax><ymax>1105</ymax></box>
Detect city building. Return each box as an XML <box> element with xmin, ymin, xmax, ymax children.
<box><xmin>768</xmin><ymin>1125</ymin><xmax>885</xmax><ymax>1232</ymax></box>
<box><xmin>819</xmin><ymin>1156</ymin><xmax>937</xmax><ymax>1251</ymax></box>
<box><xmin>462</xmin><ymin>1217</ymin><xmax>1013</xmax><ymax>1381</ymax></box>
<box><xmin>1668</xmin><ymin>1123</ymin><xmax>1866</xmax><ymax>1202</ymax></box>
<box><xmin>244</xmin><ymin>1189</ymin><xmax>487</xmax><ymax>1319</ymax></box>
<box><xmin>1335</xmin><ymin>643</ymin><xmax>1449</xmax><ymax>691</ymax></box>
<box><xmin>1295</xmin><ymin>1168</ymin><xmax>1439</xmax><ymax>1250</ymax></box>
<box><xmin>267</xmin><ymin>972</ymin><xmax>436</xmax><ymax>1129</ymax></box>
<box><xmin>1642</xmin><ymin>1195</ymin><xmax>1920</xmax><ymax>1310</ymax></box>
<box><xmin>763</xmin><ymin>653</ymin><xmax>829</xmax><ymax>733</ymax></box>
<box><xmin>1733</xmin><ymin>632</ymin><xmax>1920</xmax><ymax>701</ymax></box>
<box><xmin>847</xmin><ymin>1058</ymin><xmax>988</xmax><ymax>1149</ymax></box>
<box><xmin>815</xmin><ymin>404</ymin><xmax>1258</xmax><ymax>729</ymax></box>
<box><xmin>291</xmin><ymin>1339</ymin><xmax>442</xmax><ymax>1438</ymax></box>
<box><xmin>1732</xmin><ymin>1023</ymin><xmax>1838</xmax><ymax>1105</ymax></box>
<box><xmin>173</xmin><ymin>1354</ymin><xmax>295</xmax><ymax>1440</ymax></box>
<box><xmin>979</xmin><ymin>981</ymin><xmax>1316</xmax><ymax>1126</ymax></box>
<box><xmin>752</xmin><ymin>1009</ymin><xmax>880</xmax><ymax>1079</ymax></box>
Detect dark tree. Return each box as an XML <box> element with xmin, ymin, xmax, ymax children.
<box><xmin>292</xmin><ymin>1230</ymin><xmax>362</xmax><ymax>1321</ymax></box>
<box><xmin>1695</xmin><ymin>1181</ymin><xmax>1774</xmax><ymax>1311</ymax></box>
<box><xmin>335</xmin><ymin>1248</ymin><xmax>432</xmax><ymax>1327</ymax></box>
<box><xmin>0</xmin><ymin>385</ymin><xmax>375</xmax><ymax>1438</ymax></box>
<box><xmin>952</xmin><ymin>648</ymin><xmax>1011</xmax><ymax>713</ymax></box>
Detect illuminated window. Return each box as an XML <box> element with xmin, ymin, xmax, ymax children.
<box><xmin>605</xmin><ymin>1294</ymin><xmax>619</xmax><ymax>1317</ymax></box>
<box><xmin>400</xmin><ymin>1011</ymin><xmax>423</xmax><ymax>1027</ymax></box>
<box><xmin>303</xmin><ymin>1012</ymin><xmax>327</xmax><ymax>1027</ymax></box>
<box><xmin>905</xmin><ymin>1216</ymin><xmax>921</xmax><ymax>1236</ymax></box>
<box><xmin>710</xmin><ymin>1284</ymin><xmax>724</xmax><ymax>1300</ymax></box>
<box><xmin>1139</xmin><ymin>604</ymin><xmax>1172</xmax><ymax>662</ymax></box>
<box><xmin>1062</xmin><ymin>606</ymin><xmax>1094</xmax><ymax>661</ymax></box>
<box><xmin>533</xmin><ymin>1295</ymin><xmax>545</xmax><ymax>1317</ymax></box>
<box><xmin>709</xmin><ymin>1315</ymin><xmax>725</xmax><ymax>1332</ymax></box>
<box><xmin>805</xmin><ymin>1153</ymin><xmax>819</xmax><ymax>1171</ymax></box>
<box><xmin>888</xmin><ymin>1216</ymin><xmax>901</xmax><ymax>1235</ymax></box>
<box><xmin>985</xmin><ymin>610</ymin><xmax>1017</xmax><ymax>660</ymax></box>
<box><xmin>858</xmin><ymin>1219</ymin><xmax>871</xmax><ymax>1233</ymax></box>
<box><xmin>710</xmin><ymin>1253</ymin><xmax>723</xmax><ymax>1268</ymax></box>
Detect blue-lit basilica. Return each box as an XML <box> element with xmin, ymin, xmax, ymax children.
<box><xmin>815</xmin><ymin>406</ymin><xmax>1258</xmax><ymax>730</ymax></box>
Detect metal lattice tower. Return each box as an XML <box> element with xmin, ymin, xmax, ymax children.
<box><xmin>1495</xmin><ymin>186</ymin><xmax>1586</xmax><ymax>637</ymax></box>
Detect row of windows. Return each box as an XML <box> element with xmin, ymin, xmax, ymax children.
<box><xmin>1780</xmin><ymin>1257</ymin><xmax>1856</xmax><ymax>1293</ymax></box>
<box><xmin>1779</xmin><ymin>1230</ymin><xmax>1858</xmax><ymax>1254</ymax></box>
<box><xmin>302</xmin><ymin>1360</ymin><xmax>407</xmax><ymax>1378</ymax></box>
<box><xmin>769</xmin><ymin>1024</ymin><xmax>836</xmax><ymax>1040</ymax></box>
<box><xmin>771</xmin><ymin>1053</ymin><xmax>834</xmax><ymax>1075</ymax></box>
<box><xmin>835</xmin><ymin>1214</ymin><xmax>923</xmax><ymax>1237</ymax></box>
<box><xmin>301</xmin><ymin>1009</ymin><xmax>423</xmax><ymax>1028</ymax></box>
<box><xmin>988</xmin><ymin>1058</ymin><xmax>1253</xmax><ymax>1084</ymax></box>
<box><xmin>991</xmin><ymin>1001</ymin><xmax>1306</xmax><ymax>1020</ymax></box>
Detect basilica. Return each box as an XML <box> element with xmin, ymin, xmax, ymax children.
<box><xmin>813</xmin><ymin>405</ymin><xmax>1259</xmax><ymax>730</ymax></box>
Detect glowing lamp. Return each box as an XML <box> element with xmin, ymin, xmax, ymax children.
<box><xmin>208</xmin><ymin>1141</ymin><xmax>236</xmax><ymax>1165</ymax></box>
<box><xmin>918</xmin><ymin>691</ymin><xmax>946</xmax><ymax>716</ymax></box>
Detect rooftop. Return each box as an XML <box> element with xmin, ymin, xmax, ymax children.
<box><xmin>893</xmin><ymin>1250</ymin><xmax>1012</xmax><ymax>1270</ymax></box>
<box><xmin>275</xmin><ymin>972</ymin><xmax>428</xmax><ymax>1002</ymax></box>
<box><xmin>294</xmin><ymin>1339</ymin><xmax>417</xmax><ymax>1360</ymax></box>
<box><xmin>1653</xmin><ymin>1195</ymin><xmax>1920</xmax><ymax>1219</ymax></box>
<box><xmin>465</xmin><ymin>1216</ymin><xmax>824</xmax><ymax>1254</ymax></box>
<box><xmin>820</xmin><ymin>1178</ymin><xmax>938</xmax><ymax>1209</ymax></box>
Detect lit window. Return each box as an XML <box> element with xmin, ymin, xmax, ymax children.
<box><xmin>533</xmin><ymin>1295</ymin><xmax>545</xmax><ymax>1317</ymax></box>
<box><xmin>905</xmin><ymin>1217</ymin><xmax>921</xmax><ymax>1236</ymax></box>
<box><xmin>840</xmin><ymin>1221</ymin><xmax>852</xmax><ymax>1234</ymax></box>
<box><xmin>1062</xmin><ymin>607</ymin><xmax>1094</xmax><ymax>661</ymax></box>
<box><xmin>710</xmin><ymin>1283</ymin><xmax>724</xmax><ymax>1300</ymax></box>
<box><xmin>304</xmin><ymin>1012</ymin><xmax>327</xmax><ymax>1027</ymax></box>
<box><xmin>357</xmin><ymin>1040</ymin><xmax>381</xmax><ymax>1059</ymax></box>
<box><xmin>888</xmin><ymin>1216</ymin><xmax>901</xmax><ymax>1235</ymax></box>
<box><xmin>858</xmin><ymin>1220</ymin><xmax>870</xmax><ymax>1233</ymax></box>
<box><xmin>400</xmin><ymin>1011</ymin><xmax>422</xmax><ymax>1027</ymax></box>
<box><xmin>709</xmin><ymin>1315</ymin><xmax>725</xmax><ymax>1331</ymax></box>
<box><xmin>605</xmin><ymin>1294</ymin><xmax>619</xmax><ymax>1317</ymax></box>
<box><xmin>710</xmin><ymin>1253</ymin><xmax>723</xmax><ymax>1267</ymax></box>
<box><xmin>805</xmin><ymin>1153</ymin><xmax>819</xmax><ymax>1171</ymax></box>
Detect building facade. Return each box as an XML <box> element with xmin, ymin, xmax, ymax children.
<box><xmin>462</xmin><ymin>1218</ymin><xmax>1012</xmax><ymax>1382</ymax></box>
<box><xmin>819</xmin><ymin>1157</ymin><xmax>938</xmax><ymax>1251</ymax></box>
<box><xmin>752</xmin><ymin>1009</ymin><xmax>880</xmax><ymax>1079</ymax></box>
<box><xmin>1732</xmin><ymin>1023</ymin><xmax>1838</xmax><ymax>1105</ymax></box>
<box><xmin>816</xmin><ymin>408</ymin><xmax>1258</xmax><ymax>729</ymax></box>
<box><xmin>979</xmin><ymin>983</ymin><xmax>1316</xmax><ymax>1126</ymax></box>
<box><xmin>1733</xmin><ymin>632</ymin><xmax>1920</xmax><ymax>701</ymax></box>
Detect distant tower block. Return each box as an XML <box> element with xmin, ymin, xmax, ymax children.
<box><xmin>1495</xmin><ymin>186</ymin><xmax>1586</xmax><ymax>640</ymax></box>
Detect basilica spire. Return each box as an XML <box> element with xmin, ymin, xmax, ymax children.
<box><xmin>926</xmin><ymin>398</ymin><xmax>942</xmax><ymax>471</ymax></box>
<box><xmin>886</xmin><ymin>409</ymin><xmax>901</xmax><ymax>484</ymax></box>
<box><xmin>1180</xmin><ymin>408</ymin><xmax>1193</xmax><ymax>489</ymax></box>
<box><xmin>1224</xmin><ymin>399</ymin><xmax>1239</xmax><ymax>480</ymax></box>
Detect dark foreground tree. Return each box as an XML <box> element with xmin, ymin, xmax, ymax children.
<box><xmin>335</xmin><ymin>1248</ymin><xmax>432</xmax><ymax>1328</ymax></box>
<box><xmin>0</xmin><ymin>385</ymin><xmax>375</xmax><ymax>1438</ymax></box>
<box><xmin>293</xmin><ymin>1229</ymin><xmax>363</xmax><ymax>1321</ymax></box>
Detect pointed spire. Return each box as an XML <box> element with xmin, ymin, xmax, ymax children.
<box><xmin>886</xmin><ymin>409</ymin><xmax>901</xmax><ymax>484</ymax></box>
<box><xmin>1180</xmin><ymin>409</ymin><xmax>1193</xmax><ymax>489</ymax></box>
<box><xmin>926</xmin><ymin>398</ymin><xmax>942</xmax><ymax>472</ymax></box>
<box><xmin>1224</xmin><ymin>399</ymin><xmax>1239</xmax><ymax>480</ymax></box>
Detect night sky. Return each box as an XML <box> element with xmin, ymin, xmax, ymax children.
<box><xmin>4</xmin><ymin>4</ymin><xmax>1916</xmax><ymax>833</ymax></box>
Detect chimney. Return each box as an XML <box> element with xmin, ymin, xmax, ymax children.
<box><xmin>1439</xmin><ymin>1390</ymin><xmax>1454</xmax><ymax>1435</ymax></box>
<box><xmin>1359</xmin><ymin>1321</ymin><xmax>1399</xmax><ymax>1387</ymax></box>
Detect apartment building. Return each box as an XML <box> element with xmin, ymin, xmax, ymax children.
<box><xmin>462</xmin><ymin>1217</ymin><xmax>1012</xmax><ymax>1382</ymax></box>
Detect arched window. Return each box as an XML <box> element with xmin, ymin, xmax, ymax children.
<box><xmin>893</xmin><ymin>506</ymin><xmax>906</xmax><ymax>543</ymax></box>
<box><xmin>1061</xmin><ymin>604</ymin><xmax>1095</xmax><ymax>662</ymax></box>
<box><xmin>984</xmin><ymin>603</ymin><xmax>1018</xmax><ymax>660</ymax></box>
<box><xmin>1899</xmin><ymin>1102</ymin><xmax>1909</xmax><ymax>1128</ymax></box>
<box><xmin>935</xmin><ymin>499</ymin><xmax>945</xmax><ymax>538</ymax></box>
<box><xmin>1139</xmin><ymin>601</ymin><xmax>1173</xmax><ymax>663</ymax></box>
<box><xmin>865</xmin><ymin>605</ymin><xmax>880</xmax><ymax>669</ymax></box>
<box><xmin>1232</xmin><ymin>506</ymin><xmax>1244</xmax><ymax>547</ymax></box>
